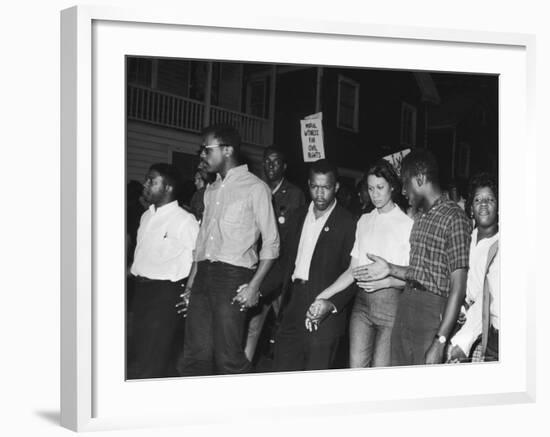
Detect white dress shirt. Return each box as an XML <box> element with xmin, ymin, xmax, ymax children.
<box><xmin>351</xmin><ymin>205</ymin><xmax>413</xmax><ymax>267</ymax></box>
<box><xmin>131</xmin><ymin>201</ymin><xmax>199</xmax><ymax>282</ymax></box>
<box><xmin>292</xmin><ymin>201</ymin><xmax>337</xmax><ymax>281</ymax></box>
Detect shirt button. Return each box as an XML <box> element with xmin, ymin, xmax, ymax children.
<box><xmin>216</xmin><ymin>202</ymin><xmax>219</xmax><ymax>205</ymax></box>
<box><xmin>210</xmin><ymin>236</ymin><xmax>214</xmax><ymax>240</ymax></box>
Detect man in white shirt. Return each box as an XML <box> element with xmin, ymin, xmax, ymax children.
<box><xmin>268</xmin><ymin>159</ymin><xmax>356</xmax><ymax>371</ymax></box>
<box><xmin>129</xmin><ymin>163</ymin><xmax>199</xmax><ymax>379</ymax></box>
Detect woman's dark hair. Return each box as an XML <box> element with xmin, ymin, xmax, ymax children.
<box><xmin>366</xmin><ymin>159</ymin><xmax>402</xmax><ymax>202</ymax></box>
<box><xmin>465</xmin><ymin>172</ymin><xmax>498</xmax><ymax>218</ymax></box>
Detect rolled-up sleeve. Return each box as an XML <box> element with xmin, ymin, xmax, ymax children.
<box><xmin>252</xmin><ymin>183</ymin><xmax>280</xmax><ymax>260</ymax></box>
<box><xmin>445</xmin><ymin>213</ymin><xmax>472</xmax><ymax>273</ymax></box>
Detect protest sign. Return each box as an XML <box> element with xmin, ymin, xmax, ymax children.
<box><xmin>300</xmin><ymin>113</ymin><xmax>325</xmax><ymax>162</ymax></box>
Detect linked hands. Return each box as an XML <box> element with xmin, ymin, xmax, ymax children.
<box><xmin>231</xmin><ymin>283</ymin><xmax>261</xmax><ymax>312</ymax></box>
<box><xmin>305</xmin><ymin>299</ymin><xmax>335</xmax><ymax>332</ymax></box>
<box><xmin>175</xmin><ymin>285</ymin><xmax>192</xmax><ymax>318</ymax></box>
<box><xmin>176</xmin><ymin>282</ymin><xmax>262</xmax><ymax>317</ymax></box>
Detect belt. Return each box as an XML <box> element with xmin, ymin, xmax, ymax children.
<box><xmin>134</xmin><ymin>276</ymin><xmax>186</xmax><ymax>285</ymax></box>
<box><xmin>292</xmin><ymin>278</ymin><xmax>308</xmax><ymax>285</ymax></box>
<box><xmin>406</xmin><ymin>280</ymin><xmax>428</xmax><ymax>292</ymax></box>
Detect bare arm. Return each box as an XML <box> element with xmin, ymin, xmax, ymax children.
<box><xmin>316</xmin><ymin>264</ymin><xmax>355</xmax><ymax>300</ymax></box>
<box><xmin>186</xmin><ymin>260</ymin><xmax>198</xmax><ymax>290</ymax></box>
<box><xmin>387</xmin><ymin>263</ymin><xmax>409</xmax><ymax>281</ymax></box>
<box><xmin>437</xmin><ymin>268</ymin><xmax>468</xmax><ymax>339</ymax></box>
<box><xmin>352</xmin><ymin>254</ymin><xmax>408</xmax><ymax>282</ymax></box>
<box><xmin>250</xmin><ymin>258</ymin><xmax>276</xmax><ymax>291</ymax></box>
<box><xmin>425</xmin><ymin>268</ymin><xmax>468</xmax><ymax>364</ymax></box>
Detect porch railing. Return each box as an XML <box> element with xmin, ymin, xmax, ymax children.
<box><xmin>127</xmin><ymin>84</ymin><xmax>269</xmax><ymax>145</ymax></box>
<box><xmin>127</xmin><ymin>85</ymin><xmax>204</xmax><ymax>133</ymax></box>
<box><xmin>210</xmin><ymin>105</ymin><xmax>268</xmax><ymax>146</ymax></box>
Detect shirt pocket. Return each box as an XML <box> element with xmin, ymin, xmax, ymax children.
<box><xmin>223</xmin><ymin>198</ymin><xmax>247</xmax><ymax>225</ymax></box>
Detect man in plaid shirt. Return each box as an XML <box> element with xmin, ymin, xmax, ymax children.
<box><xmin>353</xmin><ymin>149</ymin><xmax>472</xmax><ymax>365</ymax></box>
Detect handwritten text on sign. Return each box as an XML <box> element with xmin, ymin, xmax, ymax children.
<box><xmin>300</xmin><ymin>117</ymin><xmax>325</xmax><ymax>162</ymax></box>
<box><xmin>382</xmin><ymin>148</ymin><xmax>411</xmax><ymax>176</ymax></box>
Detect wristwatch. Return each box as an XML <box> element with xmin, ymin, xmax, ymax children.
<box><xmin>434</xmin><ymin>334</ymin><xmax>447</xmax><ymax>344</ymax></box>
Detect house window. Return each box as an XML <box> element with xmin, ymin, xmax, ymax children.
<box><xmin>246</xmin><ymin>78</ymin><xmax>269</xmax><ymax>118</ymax></box>
<box><xmin>337</xmin><ymin>75</ymin><xmax>359</xmax><ymax>132</ymax></box>
<box><xmin>400</xmin><ymin>102</ymin><xmax>417</xmax><ymax>147</ymax></box>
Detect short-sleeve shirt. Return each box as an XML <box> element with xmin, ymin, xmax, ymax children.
<box><xmin>406</xmin><ymin>196</ymin><xmax>472</xmax><ymax>297</ymax></box>
<box><xmin>351</xmin><ymin>205</ymin><xmax>413</xmax><ymax>267</ymax></box>
<box><xmin>131</xmin><ymin>201</ymin><xmax>199</xmax><ymax>281</ymax></box>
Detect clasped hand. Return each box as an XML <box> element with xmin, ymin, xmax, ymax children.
<box><xmin>175</xmin><ymin>286</ymin><xmax>192</xmax><ymax>317</ymax></box>
<box><xmin>231</xmin><ymin>283</ymin><xmax>261</xmax><ymax>312</ymax></box>
<box><xmin>305</xmin><ymin>299</ymin><xmax>334</xmax><ymax>332</ymax></box>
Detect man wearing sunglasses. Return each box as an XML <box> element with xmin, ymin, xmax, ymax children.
<box><xmin>178</xmin><ymin>124</ymin><xmax>280</xmax><ymax>376</ymax></box>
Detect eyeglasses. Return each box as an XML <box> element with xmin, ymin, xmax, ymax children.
<box><xmin>199</xmin><ymin>143</ymin><xmax>229</xmax><ymax>155</ymax></box>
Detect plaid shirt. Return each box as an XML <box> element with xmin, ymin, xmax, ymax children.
<box><xmin>406</xmin><ymin>196</ymin><xmax>472</xmax><ymax>298</ymax></box>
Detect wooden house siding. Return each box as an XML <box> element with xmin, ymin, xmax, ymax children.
<box><xmin>126</xmin><ymin>120</ymin><xmax>202</xmax><ymax>182</ymax></box>
<box><xmin>126</xmin><ymin>120</ymin><xmax>267</xmax><ymax>183</ymax></box>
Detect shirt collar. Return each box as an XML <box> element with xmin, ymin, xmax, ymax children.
<box><xmin>307</xmin><ymin>199</ymin><xmax>337</xmax><ymax>221</ymax></box>
<box><xmin>149</xmin><ymin>200</ymin><xmax>178</xmax><ymax>215</ymax></box>
<box><xmin>374</xmin><ymin>203</ymin><xmax>399</xmax><ymax>216</ymax></box>
<box><xmin>272</xmin><ymin>178</ymin><xmax>285</xmax><ymax>195</ymax></box>
<box><xmin>422</xmin><ymin>195</ymin><xmax>446</xmax><ymax>215</ymax></box>
<box><xmin>472</xmin><ymin>227</ymin><xmax>499</xmax><ymax>246</ymax></box>
<box><xmin>216</xmin><ymin>164</ymin><xmax>248</xmax><ymax>183</ymax></box>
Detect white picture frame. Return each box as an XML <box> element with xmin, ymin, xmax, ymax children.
<box><xmin>60</xmin><ymin>5</ymin><xmax>536</xmax><ymax>432</ymax></box>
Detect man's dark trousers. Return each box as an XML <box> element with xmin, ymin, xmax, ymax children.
<box><xmin>390</xmin><ymin>285</ymin><xmax>447</xmax><ymax>366</ymax></box>
<box><xmin>130</xmin><ymin>277</ymin><xmax>184</xmax><ymax>379</ymax></box>
<box><xmin>180</xmin><ymin>261</ymin><xmax>254</xmax><ymax>376</ymax></box>
<box><xmin>273</xmin><ymin>281</ymin><xmax>342</xmax><ymax>371</ymax></box>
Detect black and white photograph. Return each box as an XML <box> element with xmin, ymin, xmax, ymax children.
<box><xmin>125</xmin><ymin>56</ymin><xmax>500</xmax><ymax>379</ymax></box>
